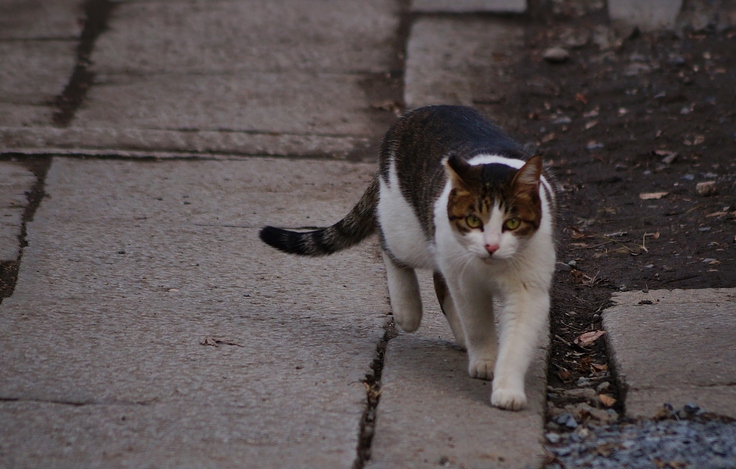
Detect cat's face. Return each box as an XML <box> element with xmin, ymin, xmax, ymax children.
<box><xmin>445</xmin><ymin>155</ymin><xmax>543</xmax><ymax>261</ymax></box>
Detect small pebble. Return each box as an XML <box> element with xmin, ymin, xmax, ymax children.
<box><xmin>543</xmin><ymin>46</ymin><xmax>570</xmax><ymax>63</ymax></box>
<box><xmin>546</xmin><ymin>407</ymin><xmax>736</xmax><ymax>468</ymax></box>
<box><xmin>552</xmin><ymin>116</ymin><xmax>572</xmax><ymax>124</ymax></box>
<box><xmin>661</xmin><ymin>152</ymin><xmax>678</xmax><ymax>165</ymax></box>
<box><xmin>696</xmin><ymin>181</ymin><xmax>718</xmax><ymax>196</ymax></box>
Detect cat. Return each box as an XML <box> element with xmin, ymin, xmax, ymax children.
<box><xmin>259</xmin><ymin>105</ymin><xmax>556</xmax><ymax>410</ymax></box>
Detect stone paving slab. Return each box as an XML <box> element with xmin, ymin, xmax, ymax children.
<box><xmin>0</xmin><ymin>0</ymin><xmax>82</xmax><ymax>39</ymax></box>
<box><xmin>404</xmin><ymin>17</ymin><xmax>524</xmax><ymax>110</ymax></box>
<box><xmin>74</xmin><ymin>72</ymin><xmax>377</xmax><ymax>136</ymax></box>
<box><xmin>0</xmin><ymin>0</ymin><xmax>399</xmax><ymax>157</ymax></box>
<box><xmin>0</xmin><ymin>157</ymin><xmax>388</xmax><ymax>468</ymax></box>
<box><xmin>608</xmin><ymin>0</ymin><xmax>683</xmax><ymax>31</ymax></box>
<box><xmin>368</xmin><ymin>276</ymin><xmax>548</xmax><ymax>469</ymax></box>
<box><xmin>604</xmin><ymin>288</ymin><xmax>736</xmax><ymax>419</ymax></box>
<box><xmin>0</xmin><ymin>161</ymin><xmax>35</xmax><ymax>261</ymax></box>
<box><xmin>93</xmin><ymin>0</ymin><xmax>399</xmax><ymax>74</ymax></box>
<box><xmin>69</xmin><ymin>0</ymin><xmax>397</xmax><ymax>156</ymax></box>
<box><xmin>0</xmin><ymin>40</ymin><xmax>77</xmax><ymax>127</ymax></box>
<box><xmin>412</xmin><ymin>0</ymin><xmax>526</xmax><ymax>14</ymax></box>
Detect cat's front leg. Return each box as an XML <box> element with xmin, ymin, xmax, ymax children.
<box><xmin>446</xmin><ymin>279</ymin><xmax>497</xmax><ymax>380</ymax></box>
<box><xmin>491</xmin><ymin>287</ymin><xmax>550</xmax><ymax>410</ymax></box>
<box><xmin>382</xmin><ymin>251</ymin><xmax>422</xmax><ymax>332</ymax></box>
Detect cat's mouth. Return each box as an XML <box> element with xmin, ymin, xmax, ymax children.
<box><xmin>480</xmin><ymin>254</ymin><xmax>498</xmax><ymax>264</ymax></box>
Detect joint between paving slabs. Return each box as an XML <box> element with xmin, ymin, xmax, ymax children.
<box><xmin>353</xmin><ymin>318</ymin><xmax>397</xmax><ymax>469</ymax></box>
<box><xmin>0</xmin><ymin>156</ymin><xmax>51</xmax><ymax>303</ymax></box>
<box><xmin>52</xmin><ymin>0</ymin><xmax>116</xmax><ymax>126</ymax></box>
<box><xmin>0</xmin><ymin>396</ymin><xmax>154</xmax><ymax>407</ymax></box>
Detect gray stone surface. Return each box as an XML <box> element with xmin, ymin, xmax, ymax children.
<box><xmin>74</xmin><ymin>72</ymin><xmax>377</xmax><ymax>136</ymax></box>
<box><xmin>0</xmin><ymin>0</ymin><xmax>82</xmax><ymax>39</ymax></box>
<box><xmin>604</xmin><ymin>289</ymin><xmax>736</xmax><ymax>419</ymax></box>
<box><xmin>92</xmin><ymin>0</ymin><xmax>398</xmax><ymax>75</ymax></box>
<box><xmin>0</xmin><ymin>162</ymin><xmax>35</xmax><ymax>261</ymax></box>
<box><xmin>0</xmin><ymin>127</ymin><xmax>368</xmax><ymax>159</ymax></box>
<box><xmin>0</xmin><ymin>0</ymin><xmax>79</xmax><ymax>127</ymax></box>
<box><xmin>368</xmin><ymin>276</ymin><xmax>548</xmax><ymax>469</ymax></box>
<box><xmin>0</xmin><ymin>157</ymin><xmax>388</xmax><ymax>468</ymax></box>
<box><xmin>608</xmin><ymin>0</ymin><xmax>683</xmax><ymax>31</ymax></box>
<box><xmin>0</xmin><ymin>0</ymin><xmax>401</xmax><ymax>157</ymax></box>
<box><xmin>0</xmin><ymin>41</ymin><xmax>77</xmax><ymax>127</ymax></box>
<box><xmin>404</xmin><ymin>17</ymin><xmax>524</xmax><ymax>110</ymax></box>
<box><xmin>412</xmin><ymin>0</ymin><xmax>526</xmax><ymax>13</ymax></box>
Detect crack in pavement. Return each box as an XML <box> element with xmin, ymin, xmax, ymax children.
<box><xmin>0</xmin><ymin>156</ymin><xmax>50</xmax><ymax>303</ymax></box>
<box><xmin>52</xmin><ymin>0</ymin><xmax>116</xmax><ymax>126</ymax></box>
<box><xmin>353</xmin><ymin>318</ymin><xmax>396</xmax><ymax>469</ymax></box>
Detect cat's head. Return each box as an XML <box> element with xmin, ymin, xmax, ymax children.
<box><xmin>444</xmin><ymin>154</ymin><xmax>543</xmax><ymax>261</ymax></box>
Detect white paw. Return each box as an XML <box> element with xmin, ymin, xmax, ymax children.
<box><xmin>468</xmin><ymin>358</ymin><xmax>495</xmax><ymax>380</ymax></box>
<box><xmin>490</xmin><ymin>386</ymin><xmax>527</xmax><ymax>410</ymax></box>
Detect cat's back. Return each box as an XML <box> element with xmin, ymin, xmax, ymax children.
<box><xmin>379</xmin><ymin>106</ymin><xmax>529</xmax><ymax>179</ymax></box>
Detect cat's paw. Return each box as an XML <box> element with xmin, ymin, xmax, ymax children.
<box><xmin>490</xmin><ymin>386</ymin><xmax>527</xmax><ymax>411</ymax></box>
<box><xmin>468</xmin><ymin>358</ymin><xmax>495</xmax><ymax>380</ymax></box>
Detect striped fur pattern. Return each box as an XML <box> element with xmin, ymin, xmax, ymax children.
<box><xmin>260</xmin><ymin>106</ymin><xmax>557</xmax><ymax>410</ymax></box>
<box><xmin>259</xmin><ymin>178</ymin><xmax>378</xmax><ymax>256</ymax></box>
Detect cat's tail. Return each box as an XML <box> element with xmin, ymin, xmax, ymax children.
<box><xmin>259</xmin><ymin>177</ymin><xmax>378</xmax><ymax>256</ymax></box>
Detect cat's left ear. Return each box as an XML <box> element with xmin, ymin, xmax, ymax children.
<box><xmin>512</xmin><ymin>155</ymin><xmax>542</xmax><ymax>189</ymax></box>
<box><xmin>443</xmin><ymin>152</ymin><xmax>475</xmax><ymax>190</ymax></box>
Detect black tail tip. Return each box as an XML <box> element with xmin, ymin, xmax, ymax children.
<box><xmin>259</xmin><ymin>225</ymin><xmax>283</xmax><ymax>250</ymax></box>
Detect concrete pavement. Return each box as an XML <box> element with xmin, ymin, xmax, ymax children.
<box><xmin>1</xmin><ymin>0</ymin><xmax>734</xmax><ymax>468</ymax></box>
<box><xmin>604</xmin><ymin>289</ymin><xmax>736</xmax><ymax>420</ymax></box>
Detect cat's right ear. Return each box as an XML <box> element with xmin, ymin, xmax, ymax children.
<box><xmin>444</xmin><ymin>153</ymin><xmax>473</xmax><ymax>189</ymax></box>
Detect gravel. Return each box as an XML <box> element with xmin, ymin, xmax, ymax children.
<box><xmin>545</xmin><ymin>409</ymin><xmax>736</xmax><ymax>468</ymax></box>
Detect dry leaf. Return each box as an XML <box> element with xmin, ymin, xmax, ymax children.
<box><xmin>574</xmin><ymin>330</ymin><xmax>606</xmax><ymax>347</ymax></box>
<box><xmin>557</xmin><ymin>368</ymin><xmax>572</xmax><ymax>382</ymax></box>
<box><xmin>569</xmin><ymin>226</ymin><xmax>588</xmax><ymax>239</ymax></box>
<box><xmin>591</xmin><ymin>363</ymin><xmax>608</xmax><ymax>372</ymax></box>
<box><xmin>599</xmin><ymin>394</ymin><xmax>617</xmax><ymax>407</ymax></box>
<box><xmin>706</xmin><ymin>211</ymin><xmax>728</xmax><ymax>218</ymax></box>
<box><xmin>639</xmin><ymin>192</ymin><xmax>668</xmax><ymax>200</ymax></box>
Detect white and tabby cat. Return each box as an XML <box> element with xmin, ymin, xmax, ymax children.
<box><xmin>260</xmin><ymin>105</ymin><xmax>556</xmax><ymax>410</ymax></box>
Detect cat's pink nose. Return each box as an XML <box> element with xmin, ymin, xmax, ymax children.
<box><xmin>485</xmin><ymin>243</ymin><xmax>500</xmax><ymax>254</ymax></box>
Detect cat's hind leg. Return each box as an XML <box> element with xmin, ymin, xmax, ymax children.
<box><xmin>433</xmin><ymin>271</ymin><xmax>466</xmax><ymax>350</ymax></box>
<box><xmin>382</xmin><ymin>251</ymin><xmax>422</xmax><ymax>332</ymax></box>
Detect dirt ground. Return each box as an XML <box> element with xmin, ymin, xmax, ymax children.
<box><xmin>473</xmin><ymin>3</ymin><xmax>736</xmax><ymax>416</ymax></box>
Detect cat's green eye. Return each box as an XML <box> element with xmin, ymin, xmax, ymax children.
<box><xmin>504</xmin><ymin>218</ymin><xmax>521</xmax><ymax>230</ymax></box>
<box><xmin>465</xmin><ymin>215</ymin><xmax>482</xmax><ymax>229</ymax></box>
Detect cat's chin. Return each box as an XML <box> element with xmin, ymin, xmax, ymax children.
<box><xmin>479</xmin><ymin>254</ymin><xmax>501</xmax><ymax>264</ymax></box>
<box><xmin>478</xmin><ymin>252</ymin><xmax>514</xmax><ymax>263</ymax></box>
